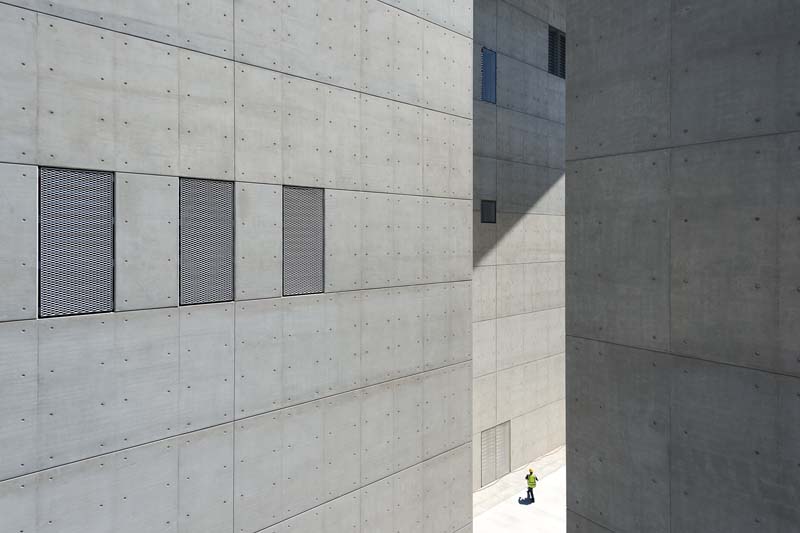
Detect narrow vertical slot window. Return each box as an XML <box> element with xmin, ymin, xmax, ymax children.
<box><xmin>548</xmin><ymin>26</ymin><xmax>566</xmax><ymax>79</ymax></box>
<box><xmin>179</xmin><ymin>177</ymin><xmax>234</xmax><ymax>305</ymax></box>
<box><xmin>283</xmin><ymin>186</ymin><xmax>324</xmax><ymax>296</ymax></box>
<box><xmin>39</xmin><ymin>167</ymin><xmax>115</xmax><ymax>318</ymax></box>
<box><xmin>480</xmin><ymin>47</ymin><xmax>497</xmax><ymax>104</ymax></box>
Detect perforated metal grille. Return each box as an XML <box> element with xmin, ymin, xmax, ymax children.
<box><xmin>39</xmin><ymin>167</ymin><xmax>115</xmax><ymax>318</ymax></box>
<box><xmin>480</xmin><ymin>47</ymin><xmax>497</xmax><ymax>103</ymax></box>
<box><xmin>548</xmin><ymin>26</ymin><xmax>566</xmax><ymax>79</ymax></box>
<box><xmin>179</xmin><ymin>178</ymin><xmax>234</xmax><ymax>305</ymax></box>
<box><xmin>283</xmin><ymin>186</ymin><xmax>324</xmax><ymax>296</ymax></box>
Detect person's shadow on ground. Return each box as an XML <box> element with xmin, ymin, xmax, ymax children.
<box><xmin>517</xmin><ymin>496</ymin><xmax>534</xmax><ymax>505</ymax></box>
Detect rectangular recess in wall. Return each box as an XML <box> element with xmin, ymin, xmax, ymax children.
<box><xmin>481</xmin><ymin>420</ymin><xmax>511</xmax><ymax>486</ymax></box>
<box><xmin>481</xmin><ymin>200</ymin><xmax>496</xmax><ymax>223</ymax></box>
<box><xmin>480</xmin><ymin>47</ymin><xmax>497</xmax><ymax>103</ymax></box>
<box><xmin>548</xmin><ymin>26</ymin><xmax>566</xmax><ymax>79</ymax></box>
<box><xmin>39</xmin><ymin>167</ymin><xmax>115</xmax><ymax>318</ymax></box>
<box><xmin>179</xmin><ymin>177</ymin><xmax>234</xmax><ymax>305</ymax></box>
<box><xmin>283</xmin><ymin>186</ymin><xmax>324</xmax><ymax>296</ymax></box>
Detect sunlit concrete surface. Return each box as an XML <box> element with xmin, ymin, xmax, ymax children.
<box><xmin>474</xmin><ymin>446</ymin><xmax>566</xmax><ymax>533</ymax></box>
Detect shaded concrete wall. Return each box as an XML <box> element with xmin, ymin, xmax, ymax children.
<box><xmin>0</xmin><ymin>2</ymin><xmax>474</xmax><ymax>532</ymax></box>
<box><xmin>566</xmin><ymin>1</ymin><xmax>800</xmax><ymax>532</ymax></box>
<box><xmin>472</xmin><ymin>0</ymin><xmax>566</xmax><ymax>490</ymax></box>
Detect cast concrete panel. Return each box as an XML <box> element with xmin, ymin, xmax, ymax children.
<box><xmin>670</xmin><ymin>0</ymin><xmax>800</xmax><ymax>146</ymax></box>
<box><xmin>473</xmin><ymin>210</ymin><xmax>498</xmax><ymax>266</ymax></box>
<box><xmin>323</xmin><ymin>86</ymin><xmax>362</xmax><ymax>190</ymax></box>
<box><xmin>362</xmin><ymin>192</ymin><xmax>399</xmax><ymax>288</ymax></box>
<box><xmin>234</xmin><ymin>410</ymin><xmax>285</xmax><ymax>531</ymax></box>
<box><xmin>496</xmin><ymin>1</ymin><xmax>548</xmax><ymax>70</ymax></box>
<box><xmin>496</xmin><ymin>307</ymin><xmax>564</xmax><ymax>370</ymax></box>
<box><xmin>423</xmin><ymin>22</ymin><xmax>472</xmax><ymax>118</ymax></box>
<box><xmin>361</xmin><ymin>382</ymin><xmax>397</xmax><ymax>483</ymax></box>
<box><xmin>115</xmin><ymin>173</ymin><xmax>179</xmax><ymax>311</ymax></box>
<box><xmin>472</xmin><ymin>265</ymin><xmax>496</xmax><ymax>322</ymax></box>
<box><xmin>36</xmin><ymin>438</ymin><xmax>178</xmax><ymax>533</ymax></box>
<box><xmin>503</xmin><ymin>0</ymin><xmax>564</xmax><ymax>29</ymax></box>
<box><xmin>472</xmin><ymin>318</ymin><xmax>497</xmax><ymax>378</ymax></box>
<box><xmin>178</xmin><ymin>50</ymin><xmax>233</xmax><ymax>180</ymax></box>
<box><xmin>497</xmin><ymin>107</ymin><xmax>563</xmax><ymax>168</ymax></box>
<box><xmin>566</xmin><ymin>0</ymin><xmax>670</xmax><ymax>160</ymax></box>
<box><xmin>0</xmin><ymin>5</ymin><xmax>37</xmax><ymax>164</ymax></box>
<box><xmin>473</xmin><ymin>373</ymin><xmax>497</xmax><ymax>433</ymax></box>
<box><xmin>235</xmin><ymin>183</ymin><xmax>282</xmax><ymax>301</ymax></box>
<box><xmin>113</xmin><ymin>33</ymin><xmax>180</xmax><ymax>175</ymax></box>
<box><xmin>0</xmin><ymin>321</ymin><xmax>37</xmax><ymax>481</ymax></box>
<box><xmin>473</xmin><ymin>156</ymin><xmax>497</xmax><ymax>211</ymax></box>
<box><xmin>178</xmin><ymin>424</ymin><xmax>234</xmax><ymax>533</ymax></box>
<box><xmin>178</xmin><ymin>303</ymin><xmax>234</xmax><ymax>430</ymax></box>
<box><xmin>361</xmin><ymin>1</ymin><xmax>398</xmax><ymax>100</ymax></box>
<box><xmin>394</xmin><ymin>10</ymin><xmax>426</xmax><ymax>105</ymax></box>
<box><xmin>37</xmin><ymin>310</ymin><xmax>179</xmax><ymax>470</ymax></box>
<box><xmin>325</xmin><ymin>190</ymin><xmax>363</xmax><ymax>292</ymax></box>
<box><xmin>361</xmin><ymin>287</ymin><xmax>423</xmax><ymax>384</ymax></box>
<box><xmin>324</xmin><ymin>292</ymin><xmax>363</xmax><ymax>395</ymax></box>
<box><xmin>497</xmin><ymin>54</ymin><xmax>565</xmax><ymax>123</ymax></box>
<box><xmin>669</xmin><ymin>357</ymin><xmax>800</xmax><ymax>532</ymax></box>
<box><xmin>473</xmin><ymin>101</ymin><xmax>497</xmax><ymax>159</ymax></box>
<box><xmin>322</xmin><ymin>391</ymin><xmax>362</xmax><ymax>499</ymax></box>
<box><xmin>234</xmin><ymin>299</ymin><xmax>284</xmax><ymax>418</ymax></box>
<box><xmin>37</xmin><ymin>15</ymin><xmax>115</xmax><ymax>170</ymax></box>
<box><xmin>670</xmin><ymin>135</ymin><xmax>800</xmax><ymax>375</ymax></box>
<box><xmin>361</xmin><ymin>96</ymin><xmax>396</xmax><ymax>192</ymax></box>
<box><xmin>566</xmin><ymin>150</ymin><xmax>670</xmax><ymax>352</ymax></box>
<box><xmin>234</xmin><ymin>66</ymin><xmax>282</xmax><ymax>184</ymax></box>
<box><xmin>567</xmin><ymin>337</ymin><xmax>670</xmax><ymax>533</ymax></box>
<box><xmin>423</xmin><ymin>283</ymin><xmax>472</xmax><ymax>370</ymax></box>
<box><xmin>235</xmin><ymin>0</ymin><xmax>361</xmax><ymax>91</ymax></box>
<box><xmin>282</xmin><ymin>294</ymin><xmax>327</xmax><ymax>403</ymax></box>
<box><xmin>567</xmin><ymin>511</ymin><xmax>614</xmax><ymax>533</ymax></box>
<box><xmin>0</xmin><ymin>164</ymin><xmax>37</xmax><ymax>321</ymax></box>
<box><xmin>496</xmin><ymin>212</ymin><xmax>564</xmax><ymax>265</ymax></box>
<box><xmin>423</xmin><ymin>112</ymin><xmax>473</xmax><ymax>199</ymax></box>
<box><xmin>497</xmin><ymin>261</ymin><xmax>565</xmax><ymax>317</ymax></box>
<box><xmin>496</xmin><ymin>161</ymin><xmax>564</xmax><ymax>215</ymax></box>
<box><xmin>176</xmin><ymin>0</ymin><xmax>232</xmax><ymax>58</ymax></box>
<box><xmin>395</xmin><ymin>194</ymin><xmax>426</xmax><ymax>285</ymax></box>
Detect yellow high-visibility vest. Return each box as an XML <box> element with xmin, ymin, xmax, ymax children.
<box><xmin>527</xmin><ymin>473</ymin><xmax>537</xmax><ymax>488</ymax></box>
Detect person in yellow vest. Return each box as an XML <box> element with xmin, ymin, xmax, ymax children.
<box><xmin>525</xmin><ymin>468</ymin><xmax>538</xmax><ymax>502</ymax></box>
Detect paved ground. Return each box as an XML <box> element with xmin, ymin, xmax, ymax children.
<box><xmin>473</xmin><ymin>446</ymin><xmax>566</xmax><ymax>533</ymax></box>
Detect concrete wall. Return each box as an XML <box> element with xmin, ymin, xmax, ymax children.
<box><xmin>472</xmin><ymin>0</ymin><xmax>566</xmax><ymax>490</ymax></box>
<box><xmin>566</xmin><ymin>2</ymin><xmax>800</xmax><ymax>532</ymax></box>
<box><xmin>0</xmin><ymin>2</ymin><xmax>474</xmax><ymax>531</ymax></box>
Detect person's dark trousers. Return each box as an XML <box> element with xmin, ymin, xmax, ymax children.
<box><xmin>527</xmin><ymin>488</ymin><xmax>534</xmax><ymax>502</ymax></box>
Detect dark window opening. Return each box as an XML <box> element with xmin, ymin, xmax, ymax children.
<box><xmin>548</xmin><ymin>26</ymin><xmax>566</xmax><ymax>79</ymax></box>
<box><xmin>480</xmin><ymin>47</ymin><xmax>497</xmax><ymax>104</ymax></box>
<box><xmin>481</xmin><ymin>200</ymin><xmax>496</xmax><ymax>224</ymax></box>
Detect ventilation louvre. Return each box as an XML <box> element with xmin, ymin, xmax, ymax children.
<box><xmin>480</xmin><ymin>47</ymin><xmax>497</xmax><ymax>103</ymax></box>
<box><xmin>39</xmin><ymin>167</ymin><xmax>115</xmax><ymax>318</ymax></box>
<box><xmin>283</xmin><ymin>186</ymin><xmax>324</xmax><ymax>296</ymax></box>
<box><xmin>480</xmin><ymin>200</ymin><xmax>496</xmax><ymax>224</ymax></box>
<box><xmin>179</xmin><ymin>178</ymin><xmax>234</xmax><ymax>305</ymax></box>
<box><xmin>548</xmin><ymin>26</ymin><xmax>566</xmax><ymax>79</ymax></box>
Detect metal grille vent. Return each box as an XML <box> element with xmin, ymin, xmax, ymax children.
<box><xmin>39</xmin><ymin>167</ymin><xmax>115</xmax><ymax>318</ymax></box>
<box><xmin>480</xmin><ymin>420</ymin><xmax>511</xmax><ymax>486</ymax></box>
<box><xmin>179</xmin><ymin>178</ymin><xmax>234</xmax><ymax>305</ymax></box>
<box><xmin>481</xmin><ymin>200</ymin><xmax>496</xmax><ymax>224</ymax></box>
<box><xmin>480</xmin><ymin>47</ymin><xmax>497</xmax><ymax>103</ymax></box>
<box><xmin>283</xmin><ymin>186</ymin><xmax>324</xmax><ymax>296</ymax></box>
<box><xmin>548</xmin><ymin>26</ymin><xmax>566</xmax><ymax>79</ymax></box>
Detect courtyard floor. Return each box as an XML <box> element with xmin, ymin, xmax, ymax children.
<box><xmin>473</xmin><ymin>446</ymin><xmax>566</xmax><ymax>533</ymax></box>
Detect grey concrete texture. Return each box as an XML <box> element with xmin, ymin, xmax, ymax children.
<box><xmin>0</xmin><ymin>1</ymin><xmax>474</xmax><ymax>531</ymax></box>
<box><xmin>471</xmin><ymin>0</ymin><xmax>566</xmax><ymax>491</ymax></box>
<box><xmin>0</xmin><ymin>3</ymin><xmax>473</xmax><ymax>192</ymax></box>
<box><xmin>567</xmin><ymin>1</ymin><xmax>800</xmax><ymax>531</ymax></box>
